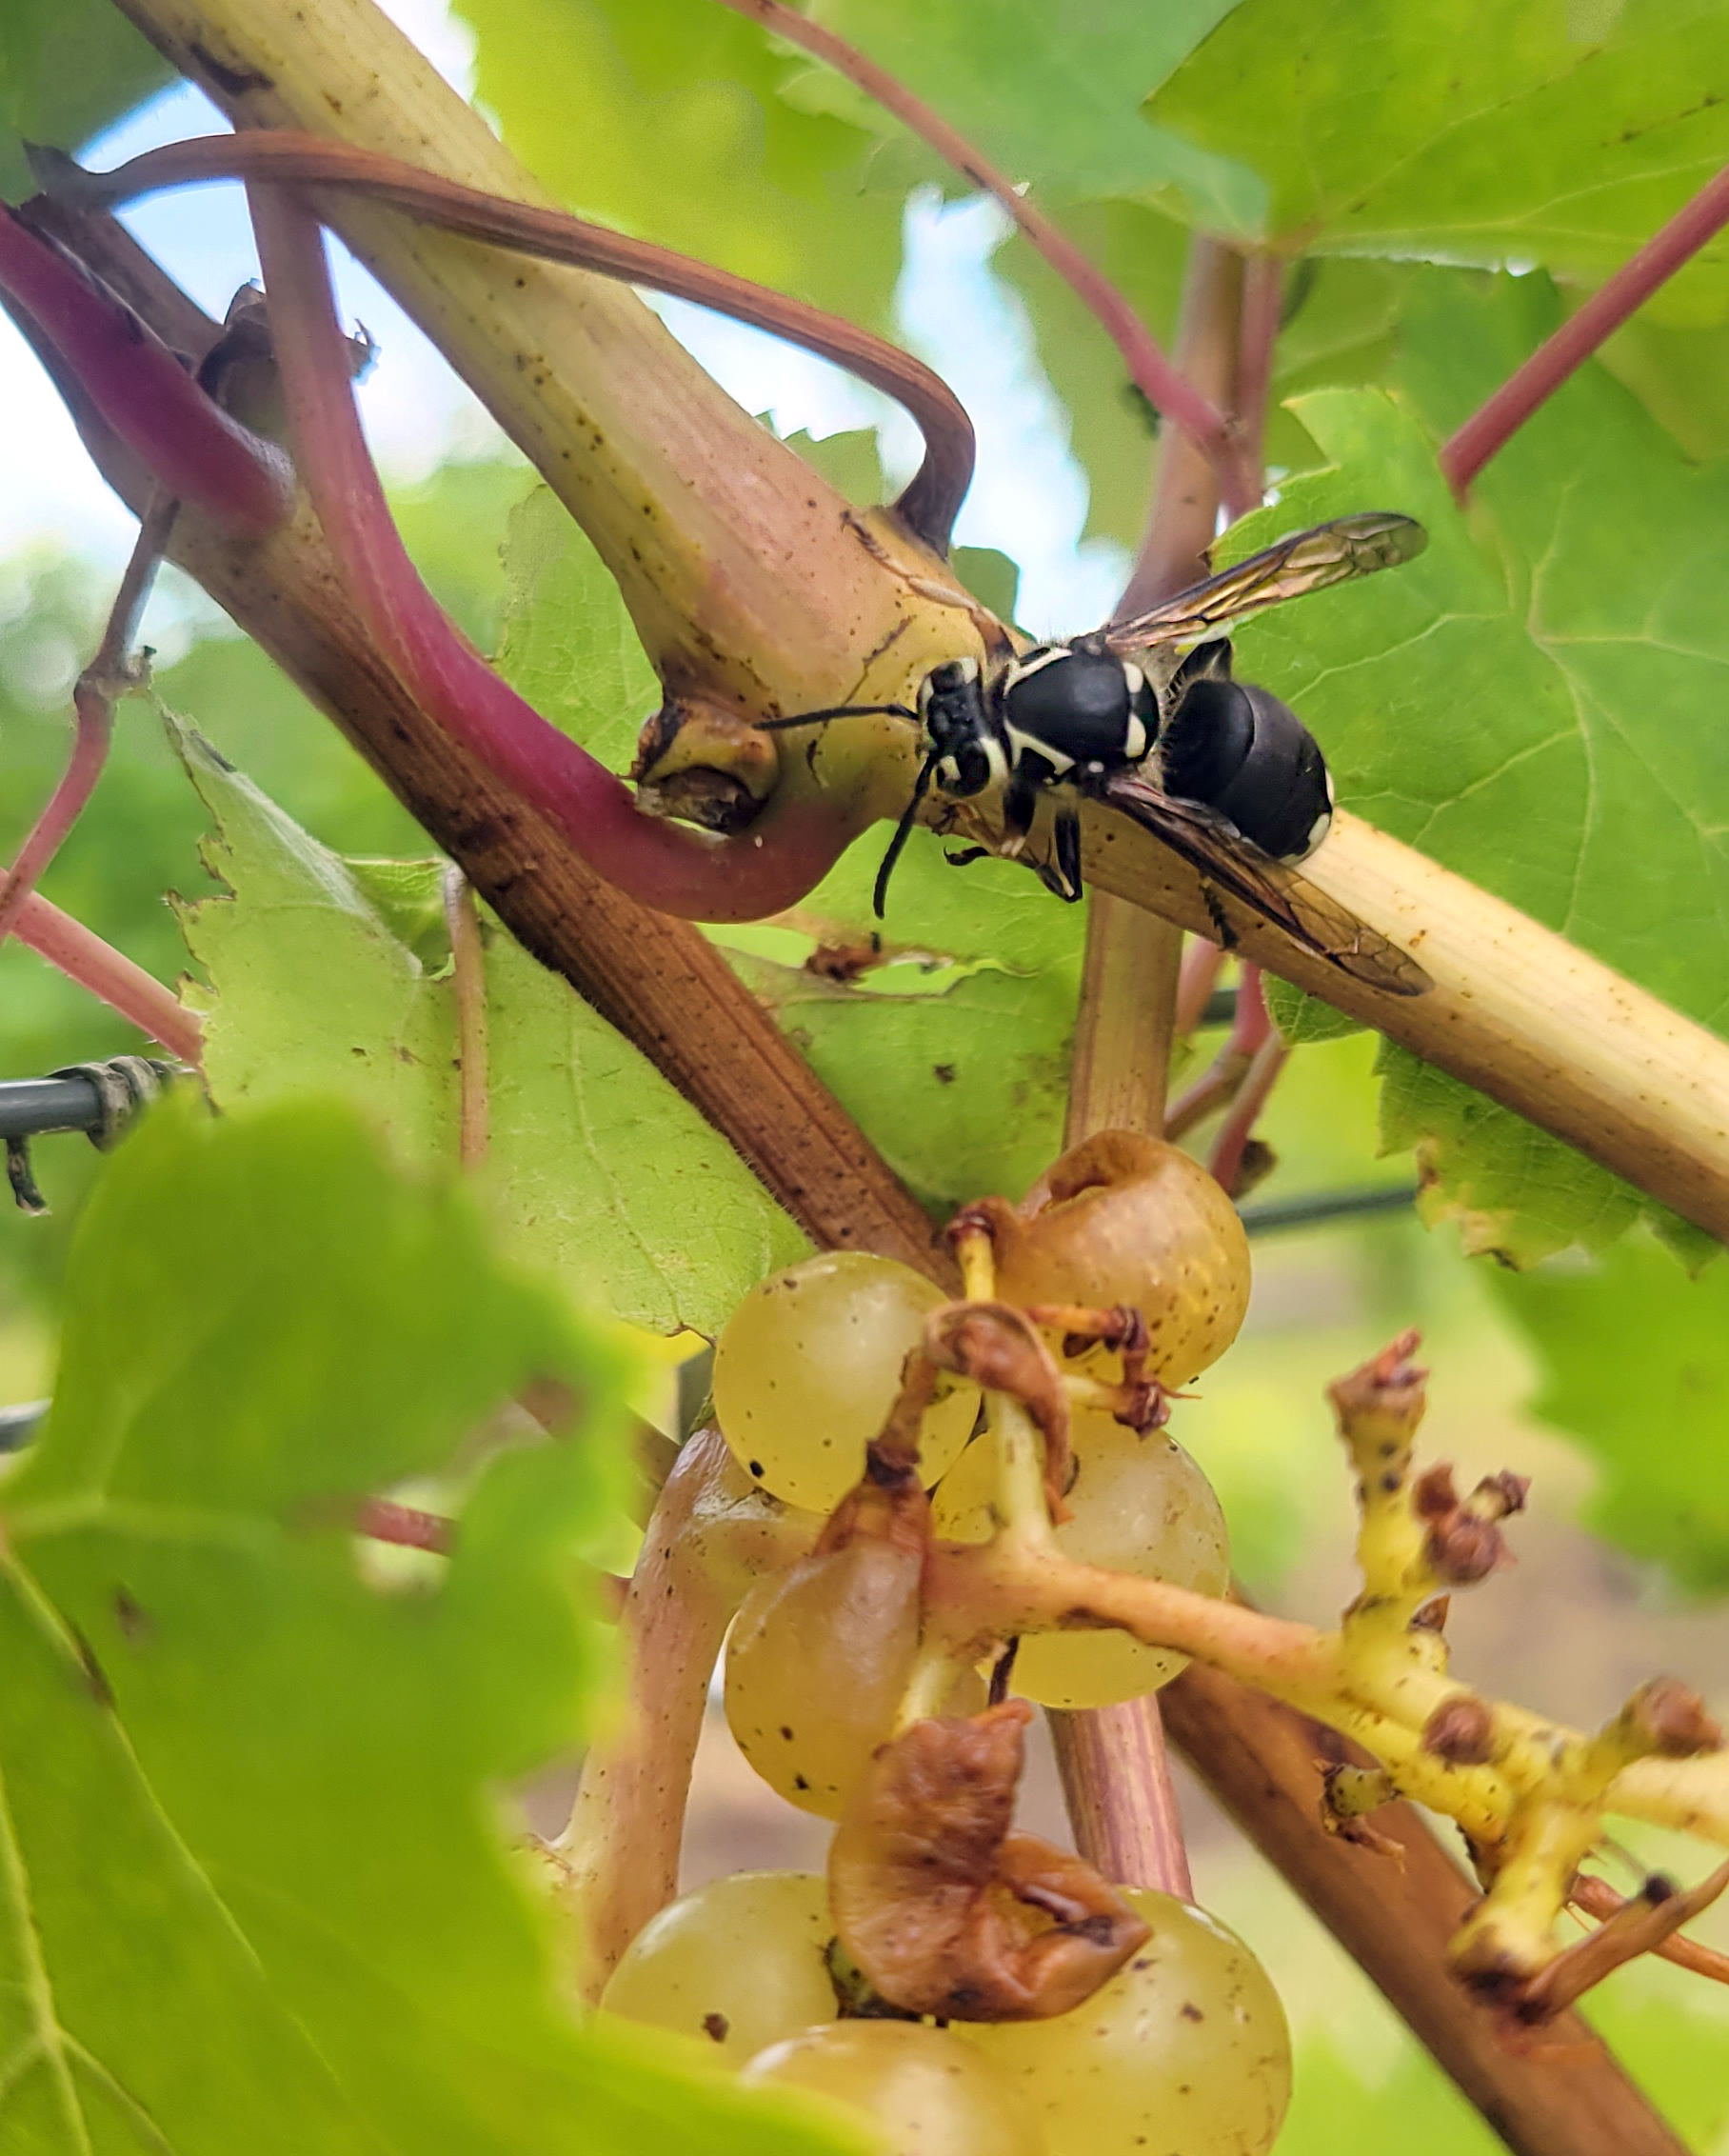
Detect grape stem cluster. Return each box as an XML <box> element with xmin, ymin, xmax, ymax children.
<box><xmin>893</xmin><ymin>1234</ymin><xmax>1729</xmax><ymax>2021</ymax></box>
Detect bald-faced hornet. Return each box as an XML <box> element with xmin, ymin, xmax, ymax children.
<box><xmin>763</xmin><ymin>512</ymin><xmax>1431</xmax><ymax>997</ymax></box>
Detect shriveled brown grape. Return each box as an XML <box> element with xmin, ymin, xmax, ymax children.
<box><xmin>978</xmin><ymin>1130</ymin><xmax>1250</xmax><ymax>1386</ymax></box>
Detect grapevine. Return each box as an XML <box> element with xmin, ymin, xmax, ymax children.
<box><xmin>581</xmin><ymin>1130</ymin><xmax>1729</xmax><ymax>2151</ymax></box>
<box><xmin>5</xmin><ymin>1</ymin><xmax>1729</xmax><ymax>2150</ymax></box>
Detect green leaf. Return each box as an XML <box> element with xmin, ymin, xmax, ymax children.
<box><xmin>493</xmin><ymin>484</ymin><xmax>664</xmax><ymax>780</ymax></box>
<box><xmin>807</xmin><ymin>0</ymin><xmax>1246</xmax><ymax>207</ymax></box>
<box><xmin>0</xmin><ymin>0</ymin><xmax>171</xmax><ymax>202</ymax></box>
<box><xmin>717</xmin><ymin>824</ymin><xmax>1084</xmax><ymax>1211</ymax></box>
<box><xmin>0</xmin><ymin>1095</ymin><xmax>858</xmax><ymax>2155</ymax></box>
<box><xmin>1143</xmin><ymin>0</ymin><xmax>1729</xmax><ymax>321</ymax></box>
<box><xmin>454</xmin><ymin>0</ymin><xmax>908</xmax><ymax>332</ymax></box>
<box><xmin>170</xmin><ymin>717</ymin><xmax>806</xmax><ymax>1335</ymax></box>
<box><xmin>1377</xmin><ymin>1041</ymin><xmax>1640</xmax><ymax>1267</ymax></box>
<box><xmin>1209</xmin><ymin>270</ymin><xmax>1729</xmax><ymax>1255</ymax></box>
<box><xmin>1492</xmin><ymin>1227</ymin><xmax>1729</xmax><ymax>1591</ymax></box>
<box><xmin>494</xmin><ymin>490</ymin><xmax>1083</xmax><ymax>1212</ymax></box>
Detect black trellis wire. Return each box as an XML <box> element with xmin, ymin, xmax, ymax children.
<box><xmin>0</xmin><ymin>1041</ymin><xmax>1416</xmax><ymax>1452</ymax></box>
<box><xmin>2</xmin><ymin>1057</ymin><xmax>183</xmax><ymax>1213</ymax></box>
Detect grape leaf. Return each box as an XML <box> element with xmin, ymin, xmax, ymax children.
<box><xmin>1377</xmin><ymin>1041</ymin><xmax>1640</xmax><ymax>1267</ymax></box>
<box><xmin>0</xmin><ymin>0</ymin><xmax>170</xmax><ymax>202</ymax></box>
<box><xmin>0</xmin><ymin>1096</ymin><xmax>858</xmax><ymax>2155</ymax></box>
<box><xmin>805</xmin><ymin>0</ymin><xmax>1244</xmax><ymax>206</ymax></box>
<box><xmin>1492</xmin><ymin>1228</ymin><xmax>1729</xmax><ymax>1592</ymax></box>
<box><xmin>453</xmin><ymin>0</ymin><xmax>909</xmax><ymax>333</ymax></box>
<box><xmin>1143</xmin><ymin>0</ymin><xmax>1729</xmax><ymax>322</ymax></box>
<box><xmin>1212</xmin><ymin>270</ymin><xmax>1729</xmax><ymax>1256</ymax></box>
<box><xmin>170</xmin><ymin>717</ymin><xmax>806</xmax><ymax>1335</ymax></box>
<box><xmin>494</xmin><ymin>488</ymin><xmax>1083</xmax><ymax>1213</ymax></box>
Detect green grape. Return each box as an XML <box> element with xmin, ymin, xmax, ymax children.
<box><xmin>713</xmin><ymin>1252</ymin><xmax>979</xmax><ymax>1513</ymax></box>
<box><xmin>958</xmin><ymin>1889</ymin><xmax>1290</xmax><ymax>2156</ymax></box>
<box><xmin>599</xmin><ymin>1871</ymin><xmax>838</xmax><ymax>2065</ymax></box>
<box><xmin>725</xmin><ymin>1538</ymin><xmax>985</xmax><ymax>1817</ymax></box>
<box><xmin>931</xmin><ymin>1407</ymin><xmax>1228</xmax><ymax>1709</ymax></box>
<box><xmin>743</xmin><ymin>2020</ymin><xmax>1045</xmax><ymax>2156</ymax></box>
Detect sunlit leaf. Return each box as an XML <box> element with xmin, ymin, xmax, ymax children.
<box><xmin>1143</xmin><ymin>0</ymin><xmax>1729</xmax><ymax>322</ymax></box>
<box><xmin>0</xmin><ymin>1096</ymin><xmax>857</xmax><ymax>2155</ymax></box>
<box><xmin>171</xmin><ymin>719</ymin><xmax>806</xmax><ymax>1335</ymax></box>
<box><xmin>1209</xmin><ymin>270</ymin><xmax>1729</xmax><ymax>1256</ymax></box>
<box><xmin>809</xmin><ymin>0</ymin><xmax>1244</xmax><ymax>206</ymax></box>
<box><xmin>0</xmin><ymin>0</ymin><xmax>170</xmax><ymax>202</ymax></box>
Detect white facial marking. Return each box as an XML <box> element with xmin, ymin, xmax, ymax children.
<box><xmin>1123</xmin><ymin>714</ymin><xmax>1149</xmax><ymax>761</ymax></box>
<box><xmin>1121</xmin><ymin>660</ymin><xmax>1145</xmax><ymax>694</ymax></box>
<box><xmin>1004</xmin><ymin>721</ymin><xmax>1075</xmax><ymax>776</ymax></box>
<box><xmin>1001</xmin><ymin>645</ymin><xmax>1072</xmax><ymax>690</ymax></box>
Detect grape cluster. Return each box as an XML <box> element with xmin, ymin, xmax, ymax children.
<box><xmin>602</xmin><ymin>1136</ymin><xmax>1287</xmax><ymax>2153</ymax></box>
<box><xmin>603</xmin><ymin>1873</ymin><xmax>1289</xmax><ymax>2155</ymax></box>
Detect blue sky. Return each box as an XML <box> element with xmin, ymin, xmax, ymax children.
<box><xmin>0</xmin><ymin>0</ymin><xmax>1127</xmax><ymax>642</ymax></box>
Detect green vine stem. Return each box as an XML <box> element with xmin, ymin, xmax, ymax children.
<box><xmin>80</xmin><ymin>0</ymin><xmax>1729</xmax><ymax>1248</ymax></box>
<box><xmin>547</xmin><ymin>1428</ymin><xmax>817</xmax><ymax>1997</ymax></box>
<box><xmin>1047</xmin><ymin>233</ymin><xmax>1257</xmax><ymax>1908</ymax></box>
<box><xmin>3</xmin><ymin>189</ymin><xmax>951</xmax><ymax>1274</ymax></box>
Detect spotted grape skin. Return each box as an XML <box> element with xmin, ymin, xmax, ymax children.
<box><xmin>599</xmin><ymin>1871</ymin><xmax>837</xmax><ymax>2066</ymax></box>
<box><xmin>958</xmin><ymin>1889</ymin><xmax>1290</xmax><ymax>2156</ymax></box>
<box><xmin>744</xmin><ymin>2020</ymin><xmax>1045</xmax><ymax>2155</ymax></box>
<box><xmin>931</xmin><ymin>1407</ymin><xmax>1228</xmax><ymax>1707</ymax></box>
<box><xmin>713</xmin><ymin>1252</ymin><xmax>979</xmax><ymax>1514</ymax></box>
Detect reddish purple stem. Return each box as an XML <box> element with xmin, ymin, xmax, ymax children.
<box><xmin>358</xmin><ymin>1497</ymin><xmax>454</xmax><ymax>1553</ymax></box>
<box><xmin>0</xmin><ymin>206</ymin><xmax>289</xmax><ymax>537</ymax></box>
<box><xmin>0</xmin><ymin>685</ymin><xmax>114</xmax><ymax>945</ymax></box>
<box><xmin>10</xmin><ymin>892</ymin><xmax>203</xmax><ymax>1063</ymax></box>
<box><xmin>0</xmin><ymin>503</ymin><xmax>173</xmax><ymax>948</ymax></box>
<box><xmin>713</xmin><ymin>0</ymin><xmax>1260</xmax><ymax>518</ymax></box>
<box><xmin>245</xmin><ymin>185</ymin><xmax>864</xmax><ymax>925</ymax></box>
<box><xmin>1441</xmin><ymin>159</ymin><xmax>1729</xmax><ymax>498</ymax></box>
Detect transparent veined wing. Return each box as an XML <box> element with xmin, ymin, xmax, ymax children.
<box><xmin>1098</xmin><ymin>770</ymin><xmax>1433</xmax><ymax>997</ymax></box>
<box><xmin>1103</xmin><ymin>513</ymin><xmax>1426</xmax><ymax>656</ymax></box>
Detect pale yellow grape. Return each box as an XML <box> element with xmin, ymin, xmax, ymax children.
<box><xmin>743</xmin><ymin>2021</ymin><xmax>1044</xmax><ymax>2156</ymax></box>
<box><xmin>725</xmin><ymin>1539</ymin><xmax>985</xmax><ymax>1816</ymax></box>
<box><xmin>931</xmin><ymin>1407</ymin><xmax>1228</xmax><ymax>1708</ymax></box>
<box><xmin>599</xmin><ymin>1871</ymin><xmax>836</xmax><ymax>2065</ymax></box>
<box><xmin>713</xmin><ymin>1252</ymin><xmax>979</xmax><ymax>1513</ymax></box>
<box><xmin>959</xmin><ymin>1889</ymin><xmax>1290</xmax><ymax>2156</ymax></box>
